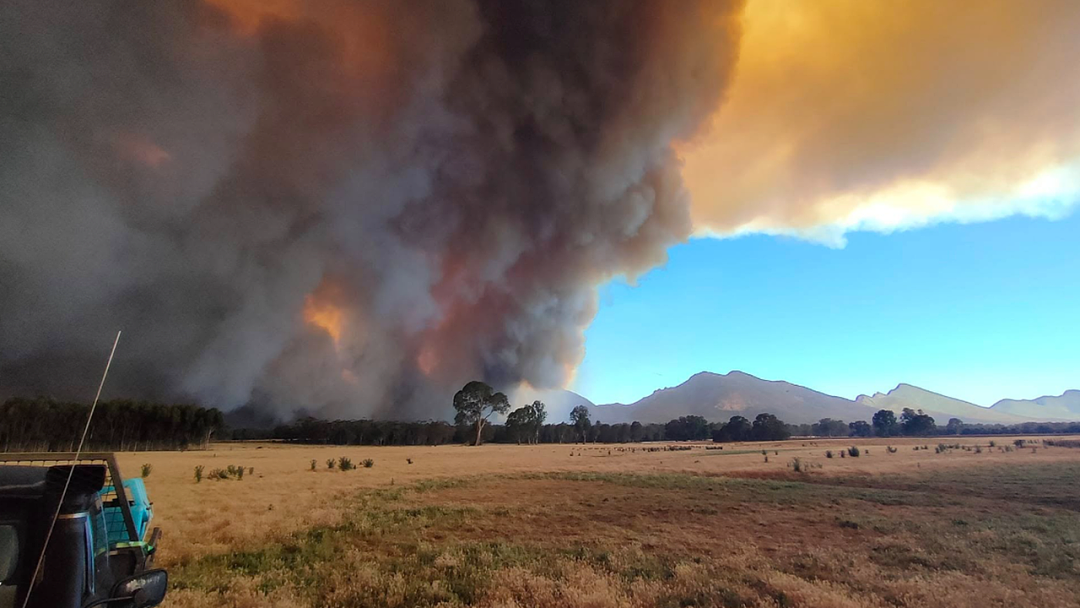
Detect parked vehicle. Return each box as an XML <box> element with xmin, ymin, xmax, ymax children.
<box><xmin>0</xmin><ymin>453</ymin><xmax>166</xmax><ymax>608</ymax></box>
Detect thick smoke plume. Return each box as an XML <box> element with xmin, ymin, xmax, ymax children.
<box><xmin>683</xmin><ymin>0</ymin><xmax>1080</xmax><ymax>244</ymax></box>
<box><xmin>0</xmin><ymin>0</ymin><xmax>741</xmax><ymax>418</ymax></box>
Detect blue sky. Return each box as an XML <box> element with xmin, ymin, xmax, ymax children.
<box><xmin>572</xmin><ymin>212</ymin><xmax>1080</xmax><ymax>407</ymax></box>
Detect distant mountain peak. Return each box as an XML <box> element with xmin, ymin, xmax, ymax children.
<box><xmin>592</xmin><ymin>371</ymin><xmax>1078</xmax><ymax>425</ymax></box>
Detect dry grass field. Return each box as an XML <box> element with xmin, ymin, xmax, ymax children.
<box><xmin>114</xmin><ymin>436</ymin><xmax>1080</xmax><ymax>608</ymax></box>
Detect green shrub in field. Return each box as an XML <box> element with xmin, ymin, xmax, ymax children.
<box><xmin>339</xmin><ymin>457</ymin><xmax>355</xmax><ymax>471</ymax></box>
<box><xmin>194</xmin><ymin>465</ymin><xmax>204</xmax><ymax>483</ymax></box>
<box><xmin>236</xmin><ymin>465</ymin><xmax>245</xmax><ymax>480</ymax></box>
<box><xmin>825</xmin><ymin>450</ymin><xmax>833</xmax><ymax>458</ymax></box>
<box><xmin>363</xmin><ymin>458</ymin><xmax>374</xmax><ymax>468</ymax></box>
<box><xmin>847</xmin><ymin>446</ymin><xmax>860</xmax><ymax>457</ymax></box>
<box><xmin>209</xmin><ymin>468</ymin><xmax>229</xmax><ymax>480</ymax></box>
<box><xmin>886</xmin><ymin>446</ymin><xmax>897</xmax><ymax>454</ymax></box>
<box><xmin>140</xmin><ymin>463</ymin><xmax>152</xmax><ymax>478</ymax></box>
<box><xmin>310</xmin><ymin>459</ymin><xmax>317</xmax><ymax>471</ymax></box>
<box><xmin>327</xmin><ymin>458</ymin><xmax>336</xmax><ymax>470</ymax></box>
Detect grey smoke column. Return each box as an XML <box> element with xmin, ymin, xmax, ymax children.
<box><xmin>0</xmin><ymin>0</ymin><xmax>741</xmax><ymax>418</ymax></box>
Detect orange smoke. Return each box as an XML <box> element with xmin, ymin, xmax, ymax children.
<box><xmin>303</xmin><ymin>291</ymin><xmax>344</xmax><ymax>347</ymax></box>
<box><xmin>113</xmin><ymin>133</ymin><xmax>171</xmax><ymax>169</ymax></box>
<box><xmin>416</xmin><ymin>344</ymin><xmax>439</xmax><ymax>377</ymax></box>
<box><xmin>205</xmin><ymin>0</ymin><xmax>392</xmax><ymax>82</ymax></box>
<box><xmin>682</xmin><ymin>0</ymin><xmax>1080</xmax><ymax>241</ymax></box>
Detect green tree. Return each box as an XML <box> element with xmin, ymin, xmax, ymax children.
<box><xmin>945</xmin><ymin>417</ymin><xmax>964</xmax><ymax>435</ymax></box>
<box><xmin>848</xmin><ymin>420</ymin><xmax>872</xmax><ymax>437</ymax></box>
<box><xmin>900</xmin><ymin>408</ymin><xmax>936</xmax><ymax>436</ymax></box>
<box><xmin>530</xmin><ymin>400</ymin><xmax>547</xmax><ymax>444</ymax></box>
<box><xmin>453</xmin><ymin>381</ymin><xmax>510</xmax><ymax>446</ymax></box>
<box><xmin>872</xmin><ymin>409</ymin><xmax>898</xmax><ymax>437</ymax></box>
<box><xmin>751</xmin><ymin>413</ymin><xmax>791</xmax><ymax>441</ymax></box>
<box><xmin>570</xmin><ymin>405</ymin><xmax>591</xmax><ymax>443</ymax></box>
<box><xmin>505</xmin><ymin>406</ymin><xmax>532</xmax><ymax>444</ymax></box>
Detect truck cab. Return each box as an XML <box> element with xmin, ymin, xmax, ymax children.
<box><xmin>0</xmin><ymin>457</ymin><xmax>166</xmax><ymax>608</ymax></box>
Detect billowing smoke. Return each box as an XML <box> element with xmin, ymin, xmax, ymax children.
<box><xmin>0</xmin><ymin>0</ymin><xmax>741</xmax><ymax>418</ymax></box>
<box><xmin>684</xmin><ymin>0</ymin><xmax>1080</xmax><ymax>245</ymax></box>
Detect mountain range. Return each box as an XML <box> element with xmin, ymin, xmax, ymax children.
<box><xmin>582</xmin><ymin>371</ymin><xmax>1080</xmax><ymax>426</ymax></box>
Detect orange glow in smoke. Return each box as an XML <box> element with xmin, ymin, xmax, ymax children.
<box><xmin>303</xmin><ymin>293</ymin><xmax>344</xmax><ymax>347</ymax></box>
<box><xmin>114</xmin><ymin>133</ymin><xmax>171</xmax><ymax>168</ymax></box>
<box><xmin>417</xmin><ymin>344</ymin><xmax>439</xmax><ymax>377</ymax></box>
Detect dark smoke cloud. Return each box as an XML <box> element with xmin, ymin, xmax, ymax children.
<box><xmin>0</xmin><ymin>0</ymin><xmax>741</xmax><ymax>418</ymax></box>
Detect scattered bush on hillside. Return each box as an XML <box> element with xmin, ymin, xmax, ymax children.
<box><xmin>140</xmin><ymin>463</ymin><xmax>152</xmax><ymax>478</ymax></box>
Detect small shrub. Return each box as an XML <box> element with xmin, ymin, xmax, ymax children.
<box><xmin>825</xmin><ymin>450</ymin><xmax>834</xmax><ymax>458</ymax></box>
<box><xmin>226</xmin><ymin>465</ymin><xmax>239</xmax><ymax>477</ymax></box>
<box><xmin>140</xmin><ymin>463</ymin><xmax>153</xmax><ymax>478</ymax></box>
<box><xmin>1014</xmin><ymin>439</ymin><xmax>1026</xmax><ymax>448</ymax></box>
<box><xmin>790</xmin><ymin>457</ymin><xmax>803</xmax><ymax>472</ymax></box>
<box><xmin>406</xmin><ymin>458</ymin><xmax>413</xmax><ymax>465</ymax></box>
<box><xmin>327</xmin><ymin>458</ymin><xmax>336</xmax><ymax>470</ymax></box>
<box><xmin>209</xmin><ymin>468</ymin><xmax>229</xmax><ymax>480</ymax></box>
<box><xmin>194</xmin><ymin>465</ymin><xmax>204</xmax><ymax>483</ymax></box>
<box><xmin>840</xmin><ymin>450</ymin><xmax>846</xmax><ymax>458</ymax></box>
<box><xmin>886</xmin><ymin>446</ymin><xmax>897</xmax><ymax>454</ymax></box>
<box><xmin>362</xmin><ymin>458</ymin><xmax>374</xmax><ymax>468</ymax></box>
<box><xmin>847</xmin><ymin>446</ymin><xmax>860</xmax><ymax>457</ymax></box>
<box><xmin>339</xmin><ymin>457</ymin><xmax>355</xmax><ymax>471</ymax></box>
<box><xmin>310</xmin><ymin>459</ymin><xmax>317</xmax><ymax>471</ymax></box>
<box><xmin>236</xmin><ymin>465</ymin><xmax>244</xmax><ymax>480</ymax></box>
<box><xmin>989</xmin><ymin>440</ymin><xmax>996</xmax><ymax>447</ymax></box>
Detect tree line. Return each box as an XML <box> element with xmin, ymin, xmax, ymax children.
<box><xmin>7</xmin><ymin>381</ymin><xmax>1078</xmax><ymax>451</ymax></box>
<box><xmin>0</xmin><ymin>397</ymin><xmax>225</xmax><ymax>452</ymax></box>
<box><xmin>238</xmin><ymin>383</ymin><xmax>1080</xmax><ymax>446</ymax></box>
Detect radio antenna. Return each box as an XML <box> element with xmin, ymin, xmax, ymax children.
<box><xmin>21</xmin><ymin>330</ymin><xmax>121</xmax><ymax>608</ymax></box>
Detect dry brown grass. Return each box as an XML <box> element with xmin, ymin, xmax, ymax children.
<box><xmin>112</xmin><ymin>436</ymin><xmax>1080</xmax><ymax>607</ymax></box>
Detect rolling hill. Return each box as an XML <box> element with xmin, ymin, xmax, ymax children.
<box><xmin>586</xmin><ymin>371</ymin><xmax>1060</xmax><ymax>426</ymax></box>
<box><xmin>991</xmin><ymin>390</ymin><xmax>1080</xmax><ymax>421</ymax></box>
<box><xmin>589</xmin><ymin>371</ymin><xmax>879</xmax><ymax>425</ymax></box>
<box><xmin>854</xmin><ymin>384</ymin><xmax>1035</xmax><ymax>425</ymax></box>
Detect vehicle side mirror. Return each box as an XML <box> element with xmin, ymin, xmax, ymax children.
<box><xmin>112</xmin><ymin>569</ymin><xmax>167</xmax><ymax>608</ymax></box>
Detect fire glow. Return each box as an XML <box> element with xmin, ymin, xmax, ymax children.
<box><xmin>302</xmin><ymin>294</ymin><xmax>344</xmax><ymax>348</ymax></box>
